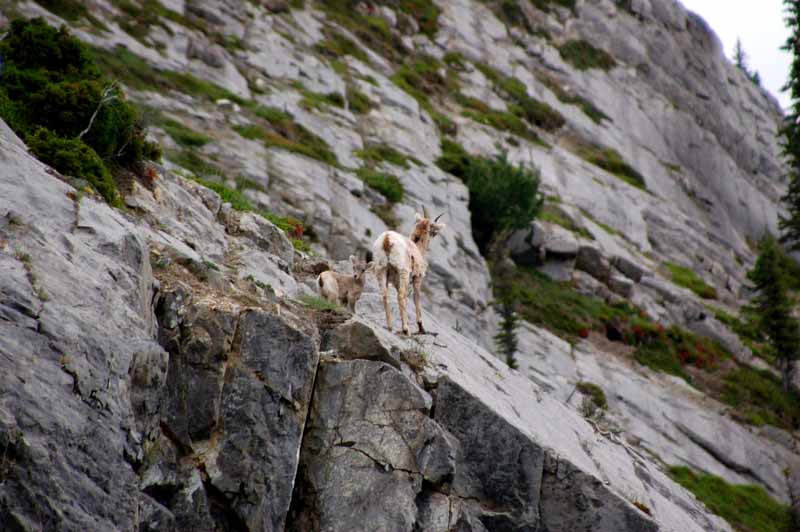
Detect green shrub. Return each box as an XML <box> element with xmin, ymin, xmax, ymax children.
<box><xmin>576</xmin><ymin>381</ymin><xmax>607</xmax><ymax>410</ymax></box>
<box><xmin>0</xmin><ymin>18</ymin><xmax>157</xmax><ymax>206</ymax></box>
<box><xmin>168</xmin><ymin>149</ymin><xmax>224</xmax><ymax>178</ymax></box>
<box><xmin>356</xmin><ymin>167</ymin><xmax>404</xmax><ymax>203</ymax></box>
<box><xmin>318</xmin><ymin>0</ymin><xmax>405</xmax><ymax>61</ymax></box>
<box><xmin>294</xmin><ymin>82</ymin><xmax>346</xmax><ymax>112</ymax></box>
<box><xmin>558</xmin><ymin>40</ymin><xmax>617</xmax><ymax>71</ymax></box>
<box><xmin>435</xmin><ymin>139</ymin><xmax>475</xmax><ymax>180</ymax></box>
<box><xmin>664</xmin><ymin>262</ymin><xmax>717</xmax><ymax>299</ymax></box>
<box><xmin>668</xmin><ymin>466</ymin><xmax>791</xmax><ymax>532</ymax></box>
<box><xmin>465</xmin><ymin>152</ymin><xmax>544</xmax><ymax>252</ymax></box>
<box><xmin>27</xmin><ymin>128</ymin><xmax>122</xmax><ymax>207</ymax></box>
<box><xmin>721</xmin><ymin>367</ymin><xmax>800</xmax><ymax>430</ymax></box>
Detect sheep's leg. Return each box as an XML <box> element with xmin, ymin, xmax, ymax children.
<box><xmin>398</xmin><ymin>271</ymin><xmax>410</xmax><ymax>336</ymax></box>
<box><xmin>377</xmin><ymin>270</ymin><xmax>392</xmax><ymax>331</ymax></box>
<box><xmin>413</xmin><ymin>276</ymin><xmax>425</xmax><ymax>334</ymax></box>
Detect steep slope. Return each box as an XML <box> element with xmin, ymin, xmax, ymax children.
<box><xmin>0</xmin><ymin>120</ymin><xmax>732</xmax><ymax>530</ymax></box>
<box><xmin>1</xmin><ymin>0</ymin><xmax>798</xmax><ymax>529</ymax></box>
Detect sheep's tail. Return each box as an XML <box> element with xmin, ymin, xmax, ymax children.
<box><xmin>371</xmin><ymin>233</ymin><xmax>393</xmax><ymax>269</ymax></box>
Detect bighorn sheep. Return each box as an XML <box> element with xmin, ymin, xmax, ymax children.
<box><xmin>317</xmin><ymin>255</ymin><xmax>371</xmax><ymax>312</ymax></box>
<box><xmin>371</xmin><ymin>210</ymin><xmax>446</xmax><ymax>335</ymax></box>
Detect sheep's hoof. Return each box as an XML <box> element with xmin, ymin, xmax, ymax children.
<box><xmin>417</xmin><ymin>323</ymin><xmax>426</xmax><ymax>334</ymax></box>
<box><xmin>402</xmin><ymin>328</ymin><xmax>410</xmax><ymax>336</ymax></box>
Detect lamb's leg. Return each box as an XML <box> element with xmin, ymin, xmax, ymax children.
<box><xmin>413</xmin><ymin>276</ymin><xmax>425</xmax><ymax>334</ymax></box>
<box><xmin>377</xmin><ymin>270</ymin><xmax>392</xmax><ymax>331</ymax></box>
<box><xmin>398</xmin><ymin>271</ymin><xmax>410</xmax><ymax>336</ymax></box>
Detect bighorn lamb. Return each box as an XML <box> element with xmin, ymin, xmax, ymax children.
<box><xmin>317</xmin><ymin>255</ymin><xmax>371</xmax><ymax>312</ymax></box>
<box><xmin>371</xmin><ymin>211</ymin><xmax>445</xmax><ymax>335</ymax></box>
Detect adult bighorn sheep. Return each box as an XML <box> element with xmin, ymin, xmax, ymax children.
<box><xmin>371</xmin><ymin>210</ymin><xmax>446</xmax><ymax>335</ymax></box>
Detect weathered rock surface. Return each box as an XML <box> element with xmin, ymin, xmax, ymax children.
<box><xmin>2</xmin><ymin>0</ymin><xmax>798</xmax><ymax>527</ymax></box>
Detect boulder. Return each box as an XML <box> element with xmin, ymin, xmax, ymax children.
<box><xmin>576</xmin><ymin>245</ymin><xmax>611</xmax><ymax>282</ymax></box>
<box><xmin>612</xmin><ymin>255</ymin><xmax>647</xmax><ymax>283</ymax></box>
<box><xmin>608</xmin><ymin>273</ymin><xmax>635</xmax><ymax>298</ymax></box>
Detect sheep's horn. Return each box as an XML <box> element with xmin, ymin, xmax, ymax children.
<box><xmin>422</xmin><ymin>205</ymin><xmax>430</xmax><ymax>218</ymax></box>
<box><xmin>434</xmin><ymin>212</ymin><xmax>445</xmax><ymax>222</ymax></box>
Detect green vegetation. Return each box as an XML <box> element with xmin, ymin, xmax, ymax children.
<box><xmin>474</xmin><ymin>63</ymin><xmax>565</xmax><ymax>133</ymax></box>
<box><xmin>531</xmin><ymin>0</ymin><xmax>576</xmax><ymax>13</ymax></box>
<box><xmin>576</xmin><ymin>381</ymin><xmax>607</xmax><ymax>410</ymax></box>
<box><xmin>779</xmin><ymin>0</ymin><xmax>800</xmax><ymax>251</ymax></box>
<box><xmin>465</xmin><ymin>152</ymin><xmax>544</xmax><ymax>252</ymax></box>
<box><xmin>536</xmin><ymin>71</ymin><xmax>610</xmax><ymax>124</ymax></box>
<box><xmin>293</xmin><ymin>83</ymin><xmax>345</xmax><ymax>112</ymax></box>
<box><xmin>89</xmin><ymin>45</ymin><xmax>246</xmax><ymax>104</ymax></box>
<box><xmin>668</xmin><ymin>466</ymin><xmax>791</xmax><ymax>532</ymax></box>
<box><xmin>722</xmin><ymin>367</ymin><xmax>800</xmax><ymax>429</ymax></box>
<box><xmin>664</xmin><ymin>262</ymin><xmax>718</xmax><ymax>300</ymax></box>
<box><xmin>435</xmin><ymin>139</ymin><xmax>474</xmax><ymax>180</ymax></box>
<box><xmin>356</xmin><ymin>167</ymin><xmax>404</xmax><ymax>203</ymax></box>
<box><xmin>494</xmin><ymin>293</ymin><xmax>521</xmax><ymax>369</ymax></box>
<box><xmin>456</xmin><ymin>93</ymin><xmax>543</xmax><ymax>145</ymax></box>
<box><xmin>318</xmin><ymin>0</ymin><xmax>405</xmax><ymax>61</ymax></box>
<box><xmin>747</xmin><ymin>235</ymin><xmax>800</xmax><ymax>390</ymax></box>
<box><xmin>391</xmin><ymin>55</ymin><xmax>458</xmax><ymax>133</ymax></box>
<box><xmin>558</xmin><ymin>40</ymin><xmax>617</xmax><ymax>71</ymax></box>
<box><xmin>34</xmin><ymin>0</ymin><xmax>90</xmax><ymax>21</ymax></box>
<box><xmin>167</xmin><ymin>149</ymin><xmax>224</xmax><ymax>178</ymax></box>
<box><xmin>355</xmin><ymin>143</ymin><xmax>414</xmax><ymax>168</ymax></box>
<box><xmin>570</xmin><ymin>140</ymin><xmax>647</xmax><ymax>190</ymax></box>
<box><xmin>160</xmin><ymin>118</ymin><xmax>211</xmax><ymax>148</ymax></box>
<box><xmin>191</xmin><ymin>177</ymin><xmax>309</xmax><ymax>251</ymax></box>
<box><xmin>314</xmin><ymin>30</ymin><xmax>369</xmax><ymax>62</ymax></box>
<box><xmin>297</xmin><ymin>294</ymin><xmax>345</xmax><ymax>312</ymax></box>
<box><xmin>539</xmin><ymin>203</ymin><xmax>593</xmax><ymax>239</ymax></box>
<box><xmin>346</xmin><ymin>86</ymin><xmax>373</xmax><ymax>114</ymax></box>
<box><xmin>0</xmin><ymin>18</ymin><xmax>159</xmax><ymax>207</ymax></box>
<box><xmin>233</xmin><ymin>106</ymin><xmax>338</xmax><ymax>165</ymax></box>
<box><xmin>27</xmin><ymin>128</ymin><xmax>121</xmax><ymax>207</ymax></box>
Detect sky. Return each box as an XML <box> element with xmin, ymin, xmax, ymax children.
<box><xmin>678</xmin><ymin>0</ymin><xmax>792</xmax><ymax>110</ymax></box>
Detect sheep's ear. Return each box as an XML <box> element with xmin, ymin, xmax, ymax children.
<box><xmin>433</xmin><ymin>222</ymin><xmax>447</xmax><ymax>232</ymax></box>
<box><xmin>349</xmin><ymin>254</ymin><xmax>356</xmax><ymax>264</ymax></box>
<box><xmin>366</xmin><ymin>261</ymin><xmax>375</xmax><ymax>271</ymax></box>
<box><xmin>415</xmin><ymin>212</ymin><xmax>424</xmax><ymax>222</ymax></box>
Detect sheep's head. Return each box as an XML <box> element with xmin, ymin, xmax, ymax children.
<box><xmin>411</xmin><ymin>211</ymin><xmax>446</xmax><ymax>249</ymax></box>
<box><xmin>350</xmin><ymin>255</ymin><xmax>372</xmax><ymax>283</ymax></box>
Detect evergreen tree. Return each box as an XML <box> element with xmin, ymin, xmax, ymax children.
<box><xmin>494</xmin><ymin>296</ymin><xmax>520</xmax><ymax>370</ymax></box>
<box><xmin>747</xmin><ymin>235</ymin><xmax>800</xmax><ymax>391</ymax></box>
<box><xmin>780</xmin><ymin>0</ymin><xmax>800</xmax><ymax>249</ymax></box>
<box><xmin>733</xmin><ymin>37</ymin><xmax>748</xmax><ymax>71</ymax></box>
<box><xmin>732</xmin><ymin>37</ymin><xmax>762</xmax><ymax>87</ymax></box>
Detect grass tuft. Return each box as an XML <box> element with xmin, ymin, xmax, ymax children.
<box><xmin>664</xmin><ymin>262</ymin><xmax>717</xmax><ymax>300</ymax></box>
<box><xmin>558</xmin><ymin>40</ymin><xmax>617</xmax><ymax>71</ymax></box>
<box><xmin>668</xmin><ymin>466</ymin><xmax>791</xmax><ymax>532</ymax></box>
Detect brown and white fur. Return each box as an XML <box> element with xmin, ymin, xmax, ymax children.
<box><xmin>371</xmin><ymin>212</ymin><xmax>445</xmax><ymax>335</ymax></box>
<box><xmin>317</xmin><ymin>255</ymin><xmax>371</xmax><ymax>312</ymax></box>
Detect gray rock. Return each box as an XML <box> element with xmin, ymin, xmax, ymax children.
<box><xmin>576</xmin><ymin>244</ymin><xmax>611</xmax><ymax>282</ymax></box>
<box><xmin>287</xmin><ymin>359</ymin><xmax>453</xmax><ymax>532</ymax></box>
<box><xmin>608</xmin><ymin>273</ymin><xmax>635</xmax><ymax>298</ymax></box>
<box><xmin>612</xmin><ymin>255</ymin><xmax>648</xmax><ymax>283</ymax></box>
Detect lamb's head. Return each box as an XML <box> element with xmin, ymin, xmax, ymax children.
<box><xmin>350</xmin><ymin>255</ymin><xmax>372</xmax><ymax>284</ymax></box>
<box><xmin>410</xmin><ymin>211</ymin><xmax>446</xmax><ymax>250</ymax></box>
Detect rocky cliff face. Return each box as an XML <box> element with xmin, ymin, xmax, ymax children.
<box><xmin>0</xmin><ymin>0</ymin><xmax>797</xmax><ymax>530</ymax></box>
